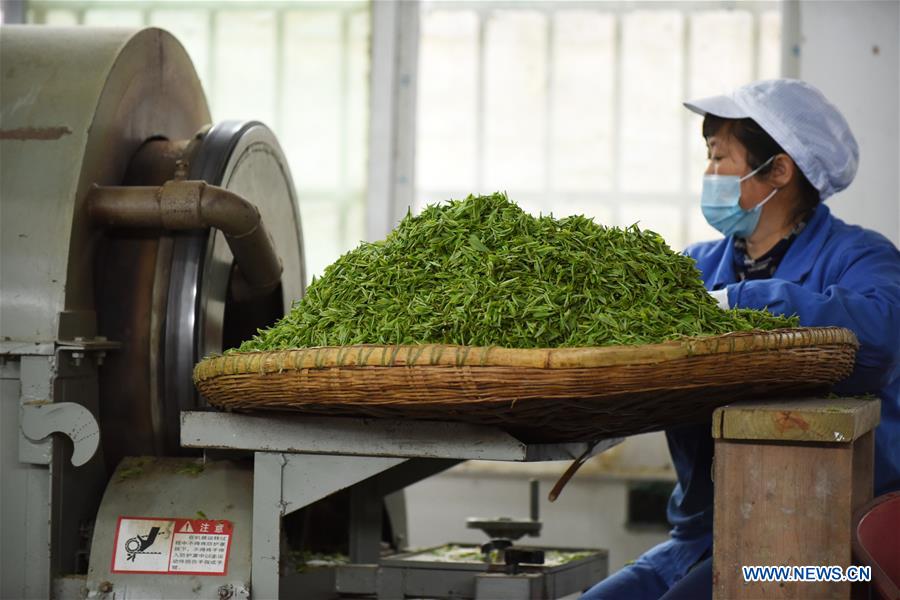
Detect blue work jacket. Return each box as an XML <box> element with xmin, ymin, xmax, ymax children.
<box><xmin>659</xmin><ymin>204</ymin><xmax>900</xmax><ymax>585</ymax></box>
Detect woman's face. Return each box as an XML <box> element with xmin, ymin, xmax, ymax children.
<box><xmin>705</xmin><ymin>128</ymin><xmax>776</xmax><ymax>211</ymax></box>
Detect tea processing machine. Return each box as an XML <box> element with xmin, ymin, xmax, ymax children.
<box><xmin>177</xmin><ymin>410</ymin><xmax>615</xmax><ymax>598</ymax></box>
<box><xmin>0</xmin><ymin>26</ymin><xmax>612</xmax><ymax>599</ymax></box>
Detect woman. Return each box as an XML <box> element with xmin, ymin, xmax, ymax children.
<box><xmin>582</xmin><ymin>79</ymin><xmax>900</xmax><ymax>600</ymax></box>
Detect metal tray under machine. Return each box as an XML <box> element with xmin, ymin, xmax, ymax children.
<box><xmin>323</xmin><ymin>481</ymin><xmax>607</xmax><ymax>599</ymax></box>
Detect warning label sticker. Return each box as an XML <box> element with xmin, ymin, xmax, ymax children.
<box><xmin>111</xmin><ymin>517</ymin><xmax>233</xmax><ymax>575</ymax></box>
<box><xmin>169</xmin><ymin>519</ymin><xmax>232</xmax><ymax>574</ymax></box>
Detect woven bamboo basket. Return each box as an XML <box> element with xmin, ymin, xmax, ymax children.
<box><xmin>193</xmin><ymin>326</ymin><xmax>857</xmax><ymax>442</ymax></box>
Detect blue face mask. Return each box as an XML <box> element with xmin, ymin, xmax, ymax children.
<box><xmin>701</xmin><ymin>156</ymin><xmax>778</xmax><ymax>238</ymax></box>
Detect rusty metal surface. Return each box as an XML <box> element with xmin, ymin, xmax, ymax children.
<box><xmin>97</xmin><ymin>120</ymin><xmax>307</xmax><ymax>458</ymax></box>
<box><xmin>95</xmin><ymin>231</ymin><xmax>167</xmax><ymax>463</ymax></box>
<box><xmin>89</xmin><ymin>181</ymin><xmax>283</xmax><ymax>297</ymax></box>
<box><xmin>95</xmin><ymin>135</ymin><xmax>200</xmax><ymax>467</ymax></box>
<box><xmin>0</xmin><ymin>126</ymin><xmax>73</xmax><ymax>140</ymax></box>
<box><xmin>124</xmin><ymin>138</ymin><xmax>191</xmax><ymax>184</ymax></box>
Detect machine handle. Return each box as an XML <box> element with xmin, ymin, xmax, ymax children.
<box><xmin>548</xmin><ymin>439</ymin><xmax>599</xmax><ymax>502</ymax></box>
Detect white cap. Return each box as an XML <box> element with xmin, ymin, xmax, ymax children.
<box><xmin>684</xmin><ymin>79</ymin><xmax>859</xmax><ymax>200</ymax></box>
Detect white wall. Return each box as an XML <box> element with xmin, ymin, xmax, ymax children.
<box><xmin>789</xmin><ymin>0</ymin><xmax>900</xmax><ymax>245</ymax></box>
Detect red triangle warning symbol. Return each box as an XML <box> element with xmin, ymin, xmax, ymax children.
<box><xmin>180</xmin><ymin>521</ymin><xmax>194</xmax><ymax>533</ymax></box>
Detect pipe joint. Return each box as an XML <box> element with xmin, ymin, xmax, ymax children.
<box><xmin>159</xmin><ymin>180</ymin><xmax>205</xmax><ymax>230</ymax></box>
<box><xmin>88</xmin><ymin>180</ymin><xmax>283</xmax><ymax>300</ymax></box>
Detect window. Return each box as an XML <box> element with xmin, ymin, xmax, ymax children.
<box><xmin>28</xmin><ymin>0</ymin><xmax>371</xmax><ymax>284</ymax></box>
<box><xmin>416</xmin><ymin>1</ymin><xmax>782</xmax><ymax>252</ymax></box>
<box><xmin>25</xmin><ymin>1</ymin><xmax>782</xmax><ymax>269</ymax></box>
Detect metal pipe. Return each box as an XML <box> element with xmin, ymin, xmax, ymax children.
<box><xmin>123</xmin><ymin>138</ymin><xmax>192</xmax><ymax>185</ymax></box>
<box><xmin>89</xmin><ymin>180</ymin><xmax>282</xmax><ymax>298</ymax></box>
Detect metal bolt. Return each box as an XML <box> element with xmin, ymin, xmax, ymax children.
<box><xmin>71</xmin><ymin>351</ymin><xmax>84</xmax><ymax>367</ymax></box>
<box><xmin>98</xmin><ymin>581</ymin><xmax>113</xmax><ymax>593</ymax></box>
<box><xmin>96</xmin><ymin>351</ymin><xmax>106</xmax><ymax>366</ymax></box>
<box><xmin>217</xmin><ymin>584</ymin><xmax>234</xmax><ymax>599</ymax></box>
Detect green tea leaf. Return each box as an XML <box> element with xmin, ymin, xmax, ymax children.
<box><xmin>468</xmin><ymin>233</ymin><xmax>489</xmax><ymax>252</ymax></box>
<box><xmin>233</xmin><ymin>193</ymin><xmax>797</xmax><ymax>352</ymax></box>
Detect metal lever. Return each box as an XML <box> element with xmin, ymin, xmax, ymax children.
<box><xmin>548</xmin><ymin>439</ymin><xmax>599</xmax><ymax>502</ymax></box>
<box><xmin>21</xmin><ymin>402</ymin><xmax>100</xmax><ymax>466</ymax></box>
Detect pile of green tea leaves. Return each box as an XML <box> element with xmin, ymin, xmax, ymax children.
<box><xmin>237</xmin><ymin>193</ymin><xmax>796</xmax><ymax>351</ymax></box>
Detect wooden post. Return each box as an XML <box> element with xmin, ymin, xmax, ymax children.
<box><xmin>712</xmin><ymin>397</ymin><xmax>879</xmax><ymax>600</ymax></box>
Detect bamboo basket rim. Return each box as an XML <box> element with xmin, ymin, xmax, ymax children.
<box><xmin>193</xmin><ymin>326</ymin><xmax>857</xmax><ymax>381</ymax></box>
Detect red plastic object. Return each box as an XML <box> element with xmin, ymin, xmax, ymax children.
<box><xmin>853</xmin><ymin>491</ymin><xmax>900</xmax><ymax>600</ymax></box>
